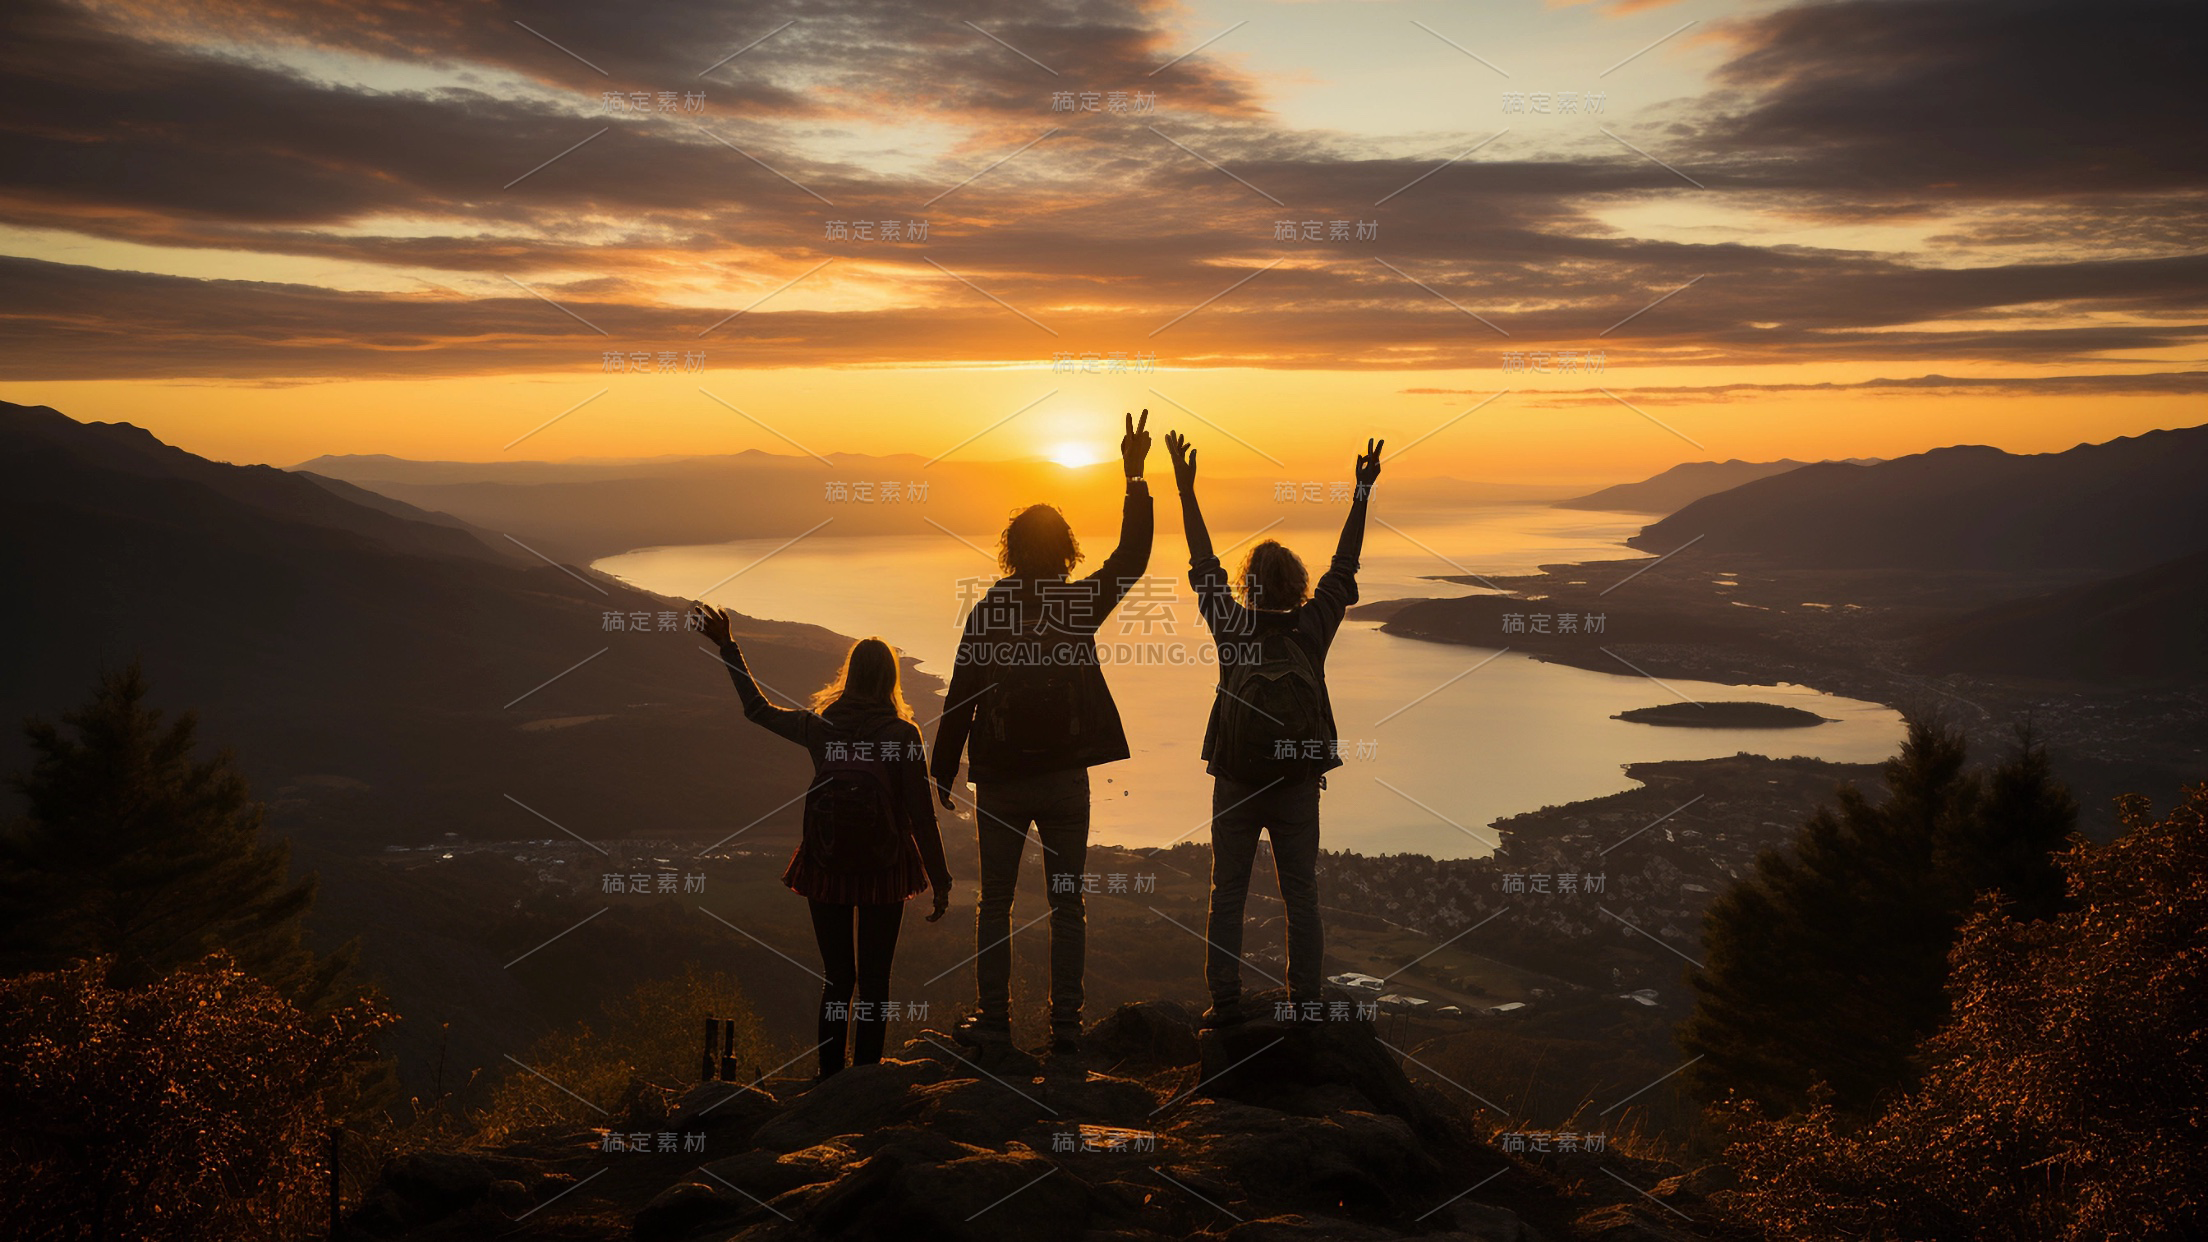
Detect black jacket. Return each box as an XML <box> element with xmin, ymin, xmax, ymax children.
<box><xmin>931</xmin><ymin>480</ymin><xmax>1153</xmax><ymax>787</ymax></box>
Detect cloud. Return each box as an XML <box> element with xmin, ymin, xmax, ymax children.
<box><xmin>1404</xmin><ymin>371</ymin><xmax>2208</xmax><ymax>404</ymax></box>
<box><xmin>0</xmin><ymin>0</ymin><xmax>2201</xmax><ymax>382</ymax></box>
<box><xmin>1700</xmin><ymin>0</ymin><xmax>2208</xmax><ymax>198</ymax></box>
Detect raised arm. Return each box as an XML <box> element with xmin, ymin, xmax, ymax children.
<box><xmin>1167</xmin><ymin>429</ymin><xmax>1239</xmax><ymax>635</ymax></box>
<box><xmin>691</xmin><ymin>603</ymin><xmax>823</xmax><ymax>749</ymax></box>
<box><xmin>1306</xmin><ymin>439</ymin><xmax>1381</xmax><ymax>640</ymax></box>
<box><xmin>1335</xmin><ymin>438</ymin><xmax>1382</xmax><ymax>566</ymax></box>
<box><xmin>1074</xmin><ymin>410</ymin><xmax>1155</xmax><ymax>629</ymax></box>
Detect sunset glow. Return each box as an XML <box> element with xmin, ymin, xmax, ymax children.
<box><xmin>0</xmin><ymin>0</ymin><xmax>2196</xmax><ymax>472</ymax></box>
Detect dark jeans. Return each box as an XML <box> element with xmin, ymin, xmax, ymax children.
<box><xmin>973</xmin><ymin>767</ymin><xmax>1091</xmax><ymax>1033</ymax></box>
<box><xmin>808</xmin><ymin>899</ymin><xmax>905</xmax><ymax>1075</ymax></box>
<box><xmin>1206</xmin><ymin>775</ymin><xmax>1324</xmax><ymax>1007</ymax></box>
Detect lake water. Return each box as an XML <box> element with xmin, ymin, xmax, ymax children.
<box><xmin>597</xmin><ymin>505</ymin><xmax>1904</xmax><ymax>858</ymax></box>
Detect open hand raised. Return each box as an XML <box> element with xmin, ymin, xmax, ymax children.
<box><xmin>689</xmin><ymin>602</ymin><xmax>734</xmax><ymax>646</ymax></box>
<box><xmin>1165</xmin><ymin>429</ymin><xmax>1198</xmax><ymax>492</ymax></box>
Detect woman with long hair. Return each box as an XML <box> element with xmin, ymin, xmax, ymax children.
<box><xmin>1162</xmin><ymin>431</ymin><xmax>1380</xmax><ymax>1028</ymax></box>
<box><xmin>691</xmin><ymin>603</ymin><xmax>952</xmax><ymax>1077</ymax></box>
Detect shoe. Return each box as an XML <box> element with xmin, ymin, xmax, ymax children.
<box><xmin>1048</xmin><ymin>1028</ymin><xmax>1082</xmax><ymax>1055</ymax></box>
<box><xmin>1200</xmin><ymin>997</ymin><xmax>1246</xmax><ymax>1029</ymax></box>
<box><xmin>950</xmin><ymin>1013</ymin><xmax>1011</xmax><ymax>1047</ymax></box>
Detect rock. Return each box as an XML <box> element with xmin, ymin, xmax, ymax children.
<box><xmin>1194</xmin><ymin>990</ymin><xmax>1441</xmax><ymax>1135</ymax></box>
<box><xmin>617</xmin><ymin>1073</ymin><xmax>672</xmax><ymax>1130</ymax></box>
<box><xmin>485</xmin><ymin>1178</ymin><xmax>532</xmax><ymax>1215</ymax></box>
<box><xmin>637</xmin><ymin>1146</ymin><xmax>866</xmax><ymax>1238</ymax></box>
<box><xmin>748</xmin><ymin>1058</ymin><xmax>946</xmax><ymax>1152</ymax></box>
<box><xmin>635</xmin><ymin>1180</ymin><xmax>748</xmax><ymax>1241</ymax></box>
<box><xmin>702</xmin><ymin>1141</ymin><xmax>857</xmax><ymax>1202</ymax></box>
<box><xmin>667</xmin><ymin>1079</ymin><xmax>783</xmax><ymax>1140</ymax></box>
<box><xmin>910</xmin><ymin>1076</ymin><xmax>1055</xmax><ymax>1146</ymax></box>
<box><xmin>909</xmin><ymin>1029</ymin><xmax>1047</xmax><ymax>1080</ymax></box>
<box><xmin>847</xmin><ymin>1123</ymin><xmax>995</xmax><ymax>1165</ymax></box>
<box><xmin>1087</xmin><ymin>1001</ymin><xmax>1202</xmax><ymax>1070</ymax></box>
<box><xmin>377</xmin><ymin>1149</ymin><xmax>538</xmax><ymax>1216</ymax></box>
<box><xmin>1220</xmin><ymin>1214</ymin><xmax>1400</xmax><ymax>1241</ymax></box>
<box><xmin>1171</xmin><ymin>1102</ymin><xmax>1447</xmax><ymax>1219</ymax></box>
<box><xmin>1439</xmin><ymin>1198</ymin><xmax>1543</xmax><ymax>1241</ymax></box>
<box><xmin>1046</xmin><ymin>1071</ymin><xmax>1160</xmax><ymax>1126</ymax></box>
<box><xmin>1572</xmin><ymin>1203</ymin><xmax>1698</xmax><ymax>1241</ymax></box>
<box><xmin>804</xmin><ymin>1145</ymin><xmax>1096</xmax><ymax>1242</ymax></box>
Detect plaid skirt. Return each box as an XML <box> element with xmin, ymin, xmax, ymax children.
<box><xmin>781</xmin><ymin>835</ymin><xmax>928</xmax><ymax>906</ymax></box>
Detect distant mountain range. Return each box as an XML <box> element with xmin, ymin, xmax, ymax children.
<box><xmin>299</xmin><ymin>451</ymin><xmax>1566</xmax><ymax>563</ymax></box>
<box><xmin>0</xmin><ymin>400</ymin><xmax>873</xmax><ymax>848</ymax></box>
<box><xmin>1555</xmin><ymin>459</ymin><xmax>1820</xmax><ymax>514</ymax></box>
<box><xmin>1630</xmin><ymin>425</ymin><xmax>2208</xmax><ymax>572</ymax></box>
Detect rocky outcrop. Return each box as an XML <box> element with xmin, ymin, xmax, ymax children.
<box><xmin>1087</xmin><ymin>999</ymin><xmax>1203</xmax><ymax>1071</ymax></box>
<box><xmin>1194</xmin><ymin>989</ymin><xmax>1447</xmax><ymax>1137</ymax></box>
<box><xmin>347</xmin><ymin>1000</ymin><xmax>1721</xmax><ymax>1242</ymax></box>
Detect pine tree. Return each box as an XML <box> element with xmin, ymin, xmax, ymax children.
<box><xmin>1719</xmin><ymin>786</ymin><xmax>2208</xmax><ymax>1240</ymax></box>
<box><xmin>1680</xmin><ymin>715</ymin><xmax>2076</xmax><ymax>1117</ymax></box>
<box><xmin>0</xmin><ymin>663</ymin><xmax>355</xmax><ymax>1010</ymax></box>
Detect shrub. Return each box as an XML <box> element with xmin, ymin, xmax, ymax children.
<box><xmin>0</xmin><ymin>955</ymin><xmax>390</xmax><ymax>1241</ymax></box>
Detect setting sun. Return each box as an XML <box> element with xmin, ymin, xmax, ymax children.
<box><xmin>1048</xmin><ymin>442</ymin><xmax>1106</xmax><ymax>468</ymax></box>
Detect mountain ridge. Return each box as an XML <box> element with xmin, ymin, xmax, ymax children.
<box><xmin>1630</xmin><ymin>423</ymin><xmax>2208</xmax><ymax>571</ymax></box>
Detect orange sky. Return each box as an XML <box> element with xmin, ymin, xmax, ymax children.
<box><xmin>2</xmin><ymin>0</ymin><xmax>2201</xmax><ymax>477</ymax></box>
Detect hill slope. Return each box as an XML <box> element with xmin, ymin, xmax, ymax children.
<box><xmin>1630</xmin><ymin>425</ymin><xmax>2208</xmax><ymax>570</ymax></box>
<box><xmin>1917</xmin><ymin>547</ymin><xmax>2208</xmax><ymax>683</ymax></box>
<box><xmin>0</xmin><ymin>399</ymin><xmax>902</xmax><ymax>850</ymax></box>
<box><xmin>1</xmin><ymin>400</ymin><xmax>942</xmax><ymax>1099</ymax></box>
<box><xmin>1554</xmin><ymin>459</ymin><xmax>1812</xmax><ymax>514</ymax></box>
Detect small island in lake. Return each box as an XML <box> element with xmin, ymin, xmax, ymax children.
<box><xmin>1614</xmin><ymin>701</ymin><xmax>1834</xmax><ymax>728</ymax></box>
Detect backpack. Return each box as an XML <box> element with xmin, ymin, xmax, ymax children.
<box><xmin>1214</xmin><ymin>621</ymin><xmax>1328</xmax><ymax>779</ymax></box>
<box><xmin>977</xmin><ymin>615</ymin><xmax>1087</xmax><ymax>767</ymax></box>
<box><xmin>801</xmin><ymin>741</ymin><xmax>906</xmax><ymax>873</ymax></box>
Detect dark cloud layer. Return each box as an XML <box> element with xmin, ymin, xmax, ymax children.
<box><xmin>0</xmin><ymin>0</ymin><xmax>2202</xmax><ymax>381</ymax></box>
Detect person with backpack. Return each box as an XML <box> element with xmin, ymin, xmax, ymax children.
<box><xmin>1163</xmin><ymin>430</ymin><xmax>1381</xmax><ymax>1028</ymax></box>
<box><xmin>930</xmin><ymin>411</ymin><xmax>1154</xmax><ymax>1054</ymax></box>
<box><xmin>690</xmin><ymin>606</ymin><xmax>952</xmax><ymax>1078</ymax></box>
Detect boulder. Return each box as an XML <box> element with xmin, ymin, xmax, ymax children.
<box><xmin>802</xmin><ymin>1145</ymin><xmax>1097</xmax><ymax>1242</ymax></box>
<box><xmin>747</xmin><ymin>1058</ymin><xmax>946</xmax><ymax>1152</ymax></box>
<box><xmin>1087</xmin><ymin>1001</ymin><xmax>1202</xmax><ymax>1070</ymax></box>
<box><xmin>667</xmin><ymin>1079</ymin><xmax>783</xmax><ymax>1141</ymax></box>
<box><xmin>847</xmin><ymin>1123</ymin><xmax>995</xmax><ymax>1165</ymax></box>
<box><xmin>1046</xmin><ymin>1071</ymin><xmax>1160</xmax><ymax>1126</ymax></box>
<box><xmin>1194</xmin><ymin>990</ymin><xmax>1441</xmax><ymax>1134</ymax></box>
<box><xmin>485</xmin><ymin>1178</ymin><xmax>532</xmax><ymax>1216</ymax></box>
<box><xmin>375</xmin><ymin>1149</ymin><xmax>539</xmax><ymax>1217</ymax></box>
<box><xmin>616</xmin><ymin>1073</ymin><xmax>672</xmax><ymax>1129</ymax></box>
<box><xmin>909</xmin><ymin>1029</ymin><xmax>1047</xmax><ymax>1080</ymax></box>
<box><xmin>1439</xmin><ymin>1198</ymin><xmax>1544</xmax><ymax>1241</ymax></box>
<box><xmin>635</xmin><ymin>1180</ymin><xmax>750</xmax><ymax>1241</ymax></box>
<box><xmin>1572</xmin><ymin>1203</ymin><xmax>1698</xmax><ymax>1241</ymax></box>
<box><xmin>702</xmin><ymin>1140</ymin><xmax>857</xmax><ymax>1201</ymax></box>
<box><xmin>1220</xmin><ymin>1214</ymin><xmax>1400</xmax><ymax>1241</ymax></box>
<box><xmin>909</xmin><ymin>1076</ymin><xmax>1056</xmax><ymax>1146</ymax></box>
<box><xmin>1171</xmin><ymin>1103</ymin><xmax>1446</xmax><ymax>1219</ymax></box>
